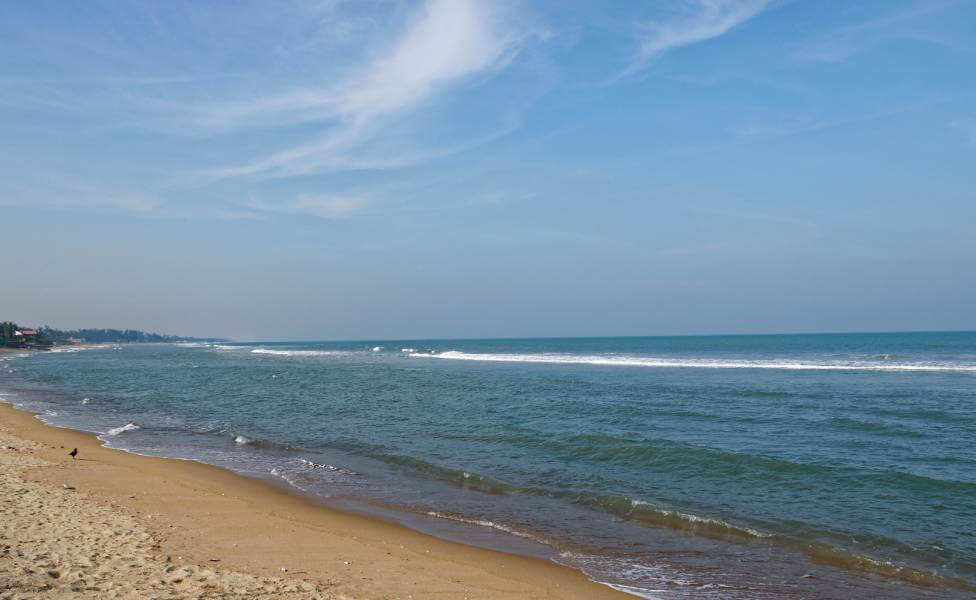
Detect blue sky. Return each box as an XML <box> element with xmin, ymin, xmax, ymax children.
<box><xmin>1</xmin><ymin>0</ymin><xmax>974</xmax><ymax>340</ymax></box>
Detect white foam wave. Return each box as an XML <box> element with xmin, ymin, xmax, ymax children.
<box><xmin>181</xmin><ymin>342</ymin><xmax>246</xmax><ymax>351</ymax></box>
<box><xmin>251</xmin><ymin>348</ymin><xmax>345</xmax><ymax>357</ymax></box>
<box><xmin>48</xmin><ymin>346</ymin><xmax>87</xmax><ymax>353</ymax></box>
<box><xmin>410</xmin><ymin>351</ymin><xmax>976</xmax><ymax>373</ymax></box>
<box><xmin>298</xmin><ymin>458</ymin><xmax>358</xmax><ymax>475</ymax></box>
<box><xmin>234</xmin><ymin>435</ymin><xmax>251</xmax><ymax>445</ymax></box>
<box><xmin>424</xmin><ymin>511</ymin><xmax>545</xmax><ymax>543</ymax></box>
<box><xmin>372</xmin><ymin>346</ymin><xmax>382</xmax><ymax>352</ymax></box>
<box><xmin>557</xmin><ymin>552</ymin><xmax>693</xmax><ymax>599</ymax></box>
<box><xmin>105</xmin><ymin>423</ymin><xmax>140</xmax><ymax>436</ymax></box>
<box><xmin>269</xmin><ymin>467</ymin><xmax>307</xmax><ymax>491</ymax></box>
<box><xmin>81</xmin><ymin>397</ymin><xmax>90</xmax><ymax>405</ymax></box>
<box><xmin>629</xmin><ymin>499</ymin><xmax>772</xmax><ymax>538</ymax></box>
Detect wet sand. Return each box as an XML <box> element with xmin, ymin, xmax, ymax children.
<box><xmin>0</xmin><ymin>402</ymin><xmax>628</xmax><ymax>599</ymax></box>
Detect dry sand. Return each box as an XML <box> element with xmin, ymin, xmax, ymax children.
<box><xmin>0</xmin><ymin>403</ymin><xmax>628</xmax><ymax>599</ymax></box>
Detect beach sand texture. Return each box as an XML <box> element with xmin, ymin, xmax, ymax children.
<box><xmin>0</xmin><ymin>403</ymin><xmax>625</xmax><ymax>599</ymax></box>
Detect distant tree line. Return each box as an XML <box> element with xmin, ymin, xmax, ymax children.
<box><xmin>0</xmin><ymin>321</ymin><xmax>22</xmax><ymax>339</ymax></box>
<box><xmin>1</xmin><ymin>321</ymin><xmax>225</xmax><ymax>344</ymax></box>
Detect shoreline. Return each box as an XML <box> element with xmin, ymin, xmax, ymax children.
<box><xmin>0</xmin><ymin>343</ymin><xmax>99</xmax><ymax>354</ymax></box>
<box><xmin>0</xmin><ymin>401</ymin><xmax>629</xmax><ymax>599</ymax></box>
<box><xmin>4</xmin><ymin>341</ymin><xmax>973</xmax><ymax>599</ymax></box>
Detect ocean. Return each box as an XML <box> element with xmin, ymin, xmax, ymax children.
<box><xmin>1</xmin><ymin>332</ymin><xmax>974</xmax><ymax>598</ymax></box>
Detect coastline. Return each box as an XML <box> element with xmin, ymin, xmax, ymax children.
<box><xmin>0</xmin><ymin>347</ymin><xmax>33</xmax><ymax>355</ymax></box>
<box><xmin>0</xmin><ymin>343</ymin><xmax>97</xmax><ymax>355</ymax></box>
<box><xmin>0</xmin><ymin>402</ymin><xmax>628</xmax><ymax>599</ymax></box>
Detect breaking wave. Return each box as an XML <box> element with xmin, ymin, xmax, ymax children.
<box><xmin>231</xmin><ymin>433</ymin><xmax>292</xmax><ymax>450</ymax></box>
<box><xmin>105</xmin><ymin>422</ymin><xmax>140</xmax><ymax>436</ymax></box>
<box><xmin>251</xmin><ymin>348</ymin><xmax>347</xmax><ymax>357</ymax></box>
<box><xmin>269</xmin><ymin>467</ymin><xmax>307</xmax><ymax>492</ymax></box>
<box><xmin>424</xmin><ymin>510</ymin><xmax>550</xmax><ymax>544</ymax></box>
<box><xmin>298</xmin><ymin>458</ymin><xmax>359</xmax><ymax>476</ymax></box>
<box><xmin>410</xmin><ymin>351</ymin><xmax>976</xmax><ymax>373</ymax></box>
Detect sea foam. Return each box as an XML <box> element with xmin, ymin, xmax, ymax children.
<box><xmin>105</xmin><ymin>423</ymin><xmax>140</xmax><ymax>436</ymax></box>
<box><xmin>410</xmin><ymin>351</ymin><xmax>976</xmax><ymax>373</ymax></box>
<box><xmin>424</xmin><ymin>511</ymin><xmax>547</xmax><ymax>544</ymax></box>
<box><xmin>251</xmin><ymin>348</ymin><xmax>346</xmax><ymax>357</ymax></box>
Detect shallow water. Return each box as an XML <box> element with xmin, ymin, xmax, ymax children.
<box><xmin>2</xmin><ymin>332</ymin><xmax>974</xmax><ymax>598</ymax></box>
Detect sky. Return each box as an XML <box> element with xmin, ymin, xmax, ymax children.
<box><xmin>1</xmin><ymin>0</ymin><xmax>974</xmax><ymax>341</ymax></box>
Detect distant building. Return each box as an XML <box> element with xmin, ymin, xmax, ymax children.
<box><xmin>13</xmin><ymin>329</ymin><xmax>39</xmax><ymax>346</ymax></box>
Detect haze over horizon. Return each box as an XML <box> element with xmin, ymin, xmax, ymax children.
<box><xmin>2</xmin><ymin>0</ymin><xmax>974</xmax><ymax>341</ymax></box>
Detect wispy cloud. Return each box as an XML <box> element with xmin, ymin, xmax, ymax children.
<box><xmin>242</xmin><ymin>194</ymin><xmax>372</xmax><ymax>219</ymax></box>
<box><xmin>0</xmin><ymin>0</ymin><xmax>544</xmax><ymax>219</ymax></box>
<box><xmin>194</xmin><ymin>0</ymin><xmax>533</xmax><ymax>182</ymax></box>
<box><xmin>794</xmin><ymin>0</ymin><xmax>968</xmax><ymax>64</ymax></box>
<box><xmin>0</xmin><ymin>165</ymin><xmax>161</xmax><ymax>215</ymax></box>
<box><xmin>731</xmin><ymin>105</ymin><xmax>912</xmax><ymax>138</ymax></box>
<box><xmin>619</xmin><ymin>0</ymin><xmax>772</xmax><ymax>78</ymax></box>
<box><xmin>0</xmin><ymin>162</ymin><xmax>267</xmax><ymax>221</ymax></box>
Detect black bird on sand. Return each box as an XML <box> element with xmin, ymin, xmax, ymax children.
<box><xmin>69</xmin><ymin>448</ymin><xmax>77</xmax><ymax>459</ymax></box>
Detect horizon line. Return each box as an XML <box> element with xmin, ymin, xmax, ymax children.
<box><xmin>234</xmin><ymin>328</ymin><xmax>976</xmax><ymax>345</ymax></box>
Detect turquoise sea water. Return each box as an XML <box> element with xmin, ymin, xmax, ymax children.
<box><xmin>2</xmin><ymin>332</ymin><xmax>974</xmax><ymax>598</ymax></box>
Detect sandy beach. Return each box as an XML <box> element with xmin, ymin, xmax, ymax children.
<box><xmin>0</xmin><ymin>402</ymin><xmax>627</xmax><ymax>599</ymax></box>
